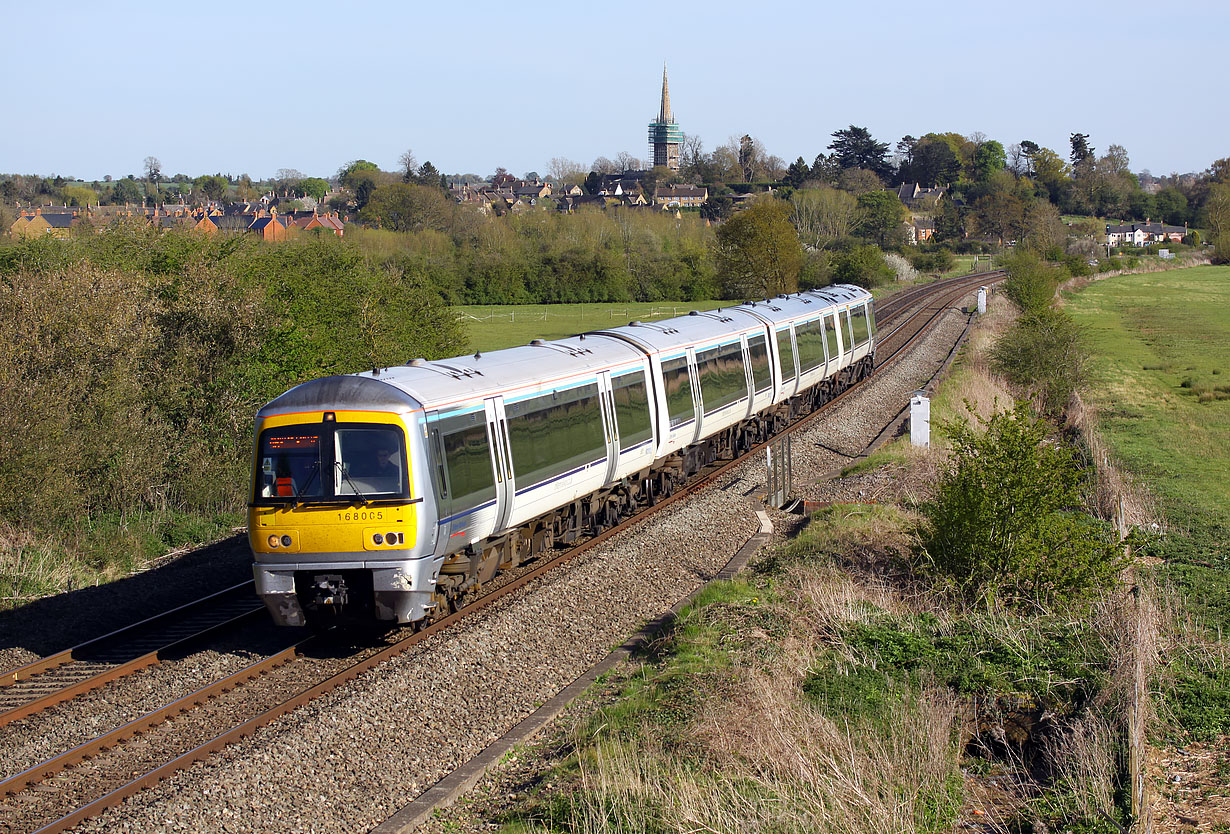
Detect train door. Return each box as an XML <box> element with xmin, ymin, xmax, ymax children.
<box><xmin>686</xmin><ymin>347</ymin><xmax>703</xmax><ymax>444</ymax></box>
<box><xmin>596</xmin><ymin>371</ymin><xmax>620</xmax><ymax>483</ymax></box>
<box><xmin>483</xmin><ymin>397</ymin><xmax>515</xmax><ymax>533</ymax></box>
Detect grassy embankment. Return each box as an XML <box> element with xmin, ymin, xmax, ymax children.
<box><xmin>1064</xmin><ymin>265</ymin><xmax>1230</xmax><ymax>742</ymax></box>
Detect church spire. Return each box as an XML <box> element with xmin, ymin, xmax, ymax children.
<box><xmin>659</xmin><ymin>64</ymin><xmax>672</xmax><ymax>124</ymax></box>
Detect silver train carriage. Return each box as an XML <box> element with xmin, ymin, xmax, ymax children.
<box><xmin>248</xmin><ymin>285</ymin><xmax>876</xmax><ymax>627</ymax></box>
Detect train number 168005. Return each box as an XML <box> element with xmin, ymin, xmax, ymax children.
<box><xmin>338</xmin><ymin>510</ymin><xmax>384</xmax><ymax>522</ymax></box>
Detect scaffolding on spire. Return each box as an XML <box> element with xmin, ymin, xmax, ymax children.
<box><xmin>647</xmin><ymin>64</ymin><xmax>682</xmax><ymax>171</ymax></box>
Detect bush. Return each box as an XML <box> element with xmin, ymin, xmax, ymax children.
<box><xmin>918</xmin><ymin>404</ymin><xmax>1127</xmax><ymax>608</ymax></box>
<box><xmin>909</xmin><ymin>248</ymin><xmax>956</xmax><ymax>273</ymax></box>
<box><xmin>1000</xmin><ymin>250</ymin><xmax>1065</xmax><ymax>314</ymax></box>
<box><xmin>990</xmin><ymin>307</ymin><xmax>1089</xmax><ymax>415</ymax></box>
<box><xmin>830</xmin><ymin>244</ymin><xmax>894</xmax><ymax>288</ymax></box>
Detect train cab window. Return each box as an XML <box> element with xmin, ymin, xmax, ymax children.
<box><xmin>506</xmin><ymin>383</ymin><xmax>606</xmax><ymax>491</ymax></box>
<box><xmin>335</xmin><ymin>428</ymin><xmax>405</xmax><ymax>496</ymax></box>
<box><xmin>696</xmin><ymin>341</ymin><xmax>747</xmax><ymax>415</ymax></box>
<box><xmin>747</xmin><ymin>334</ymin><xmax>772</xmax><ymax>394</ymax></box>
<box><xmin>254</xmin><ymin>423</ymin><xmax>409</xmax><ymax>505</ymax></box>
<box><xmin>611</xmin><ymin>371</ymin><xmax>654</xmax><ymax>450</ymax></box>
<box><xmin>434</xmin><ymin>410</ymin><xmax>496</xmax><ymax>518</ymax></box>
<box><xmin>661</xmin><ymin>356</ymin><xmax>695</xmax><ymax>428</ymax></box>
<box><xmin>257</xmin><ymin>430</ymin><xmax>325</xmax><ymax>500</ymax></box>
<box><xmin>824</xmin><ymin>313</ymin><xmax>841</xmax><ymax>360</ymax></box>
<box><xmin>776</xmin><ymin>329</ymin><xmax>796</xmax><ymax>384</ymax></box>
<box><xmin>795</xmin><ymin>318</ymin><xmax>825</xmax><ymax>373</ymax></box>
<box><xmin>849</xmin><ymin>304</ymin><xmax>871</xmax><ymax>346</ymax></box>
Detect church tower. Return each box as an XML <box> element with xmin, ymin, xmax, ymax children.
<box><xmin>647</xmin><ymin>65</ymin><xmax>682</xmax><ymax>171</ymax></box>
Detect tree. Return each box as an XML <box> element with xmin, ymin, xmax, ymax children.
<box><xmin>902</xmin><ymin>136</ymin><xmax>962</xmax><ymax>187</ymax></box>
<box><xmin>615</xmin><ymin>151</ymin><xmax>639</xmax><ymax>172</ymax></box>
<box><xmin>784</xmin><ymin>156</ymin><xmax>811</xmax><ymax>189</ymax></box>
<box><xmin>830</xmin><ymin>244</ymin><xmax>894</xmax><ymax>288</ymax></box>
<box><xmin>339</xmin><ymin>159</ymin><xmax>384</xmax><ymax>210</ymax></box>
<box><xmin>1069</xmin><ymin>133</ymin><xmax>1093</xmax><ymax>166</ymax></box>
<box><xmin>1154</xmin><ymin>187</ymin><xmax>1188</xmax><ymax>225</ymax></box>
<box><xmin>143</xmin><ymin>156</ymin><xmax>162</xmax><ymax>184</ymax></box>
<box><xmin>194</xmin><ymin>174</ymin><xmax>228</xmax><ymax>202</ymax></box>
<box><xmin>583</xmin><ymin>171</ymin><xmax>602</xmax><ymax>195</ymax></box>
<box><xmin>111</xmin><ymin>177</ymin><xmax>143</xmax><ymax>204</ymax></box>
<box><xmin>856</xmin><ymin>190</ymin><xmax>906</xmax><ymax>246</ymax></box>
<box><xmin>61</xmin><ymin>184</ymin><xmax>99</xmax><ymax>207</ymax></box>
<box><xmin>299</xmin><ymin>177</ymin><xmax>329</xmax><ymax>203</ymax></box>
<box><xmin>360</xmin><ymin>182</ymin><xmax>452</xmax><ymax>232</ymax></box>
<box><xmin>551</xmin><ymin>157</ymin><xmax>586</xmax><ymax>184</ymax></box>
<box><xmin>972</xmin><ymin>140</ymin><xmax>1007</xmax><ymax>182</ymax></box>
<box><xmin>790</xmin><ymin>186</ymin><xmax>860</xmax><ymax>249</ymax></box>
<box><xmin>1030</xmin><ymin>147</ymin><xmax>1071</xmax><ymax>202</ymax></box>
<box><xmin>399</xmin><ymin>149</ymin><xmax>418</xmax><ymax>183</ymax></box>
<box><xmin>416</xmin><ymin>161</ymin><xmax>441</xmax><ymax>187</ymax></box>
<box><xmin>971</xmin><ymin>192</ymin><xmax>1025</xmax><ymax>245</ymax></box>
<box><xmin>590</xmin><ymin>156</ymin><xmax>618</xmax><ymax>175</ymax></box>
<box><xmin>714</xmin><ymin>198</ymin><xmax>802</xmax><ymax>298</ymax></box>
<box><xmin>700</xmin><ymin>195</ymin><xmax>734</xmax><ymax>222</ymax></box>
<box><xmin>738</xmin><ymin>134</ymin><xmax>768</xmax><ymax>182</ymax></box>
<box><xmin>828</xmin><ymin>125</ymin><xmax>890</xmax><ymax>178</ymax></box>
<box><xmin>836</xmin><ymin>168</ymin><xmax>884</xmax><ymax>195</ymax></box>
<box><xmin>1205</xmin><ymin>183</ymin><xmax>1230</xmax><ymax>263</ymax></box>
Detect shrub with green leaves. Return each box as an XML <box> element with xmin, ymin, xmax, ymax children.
<box><xmin>918</xmin><ymin>404</ymin><xmax>1127</xmax><ymax>608</ymax></box>
<box><xmin>990</xmin><ymin>307</ymin><xmax>1089</xmax><ymax>416</ymax></box>
<box><xmin>1000</xmin><ymin>250</ymin><xmax>1066</xmax><ymax>314</ymax></box>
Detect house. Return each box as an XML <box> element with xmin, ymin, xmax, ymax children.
<box><xmin>913</xmin><ymin>217</ymin><xmax>936</xmax><ymax>243</ymax></box>
<box><xmin>896</xmin><ymin>183</ymin><xmax>946</xmax><ymax>209</ymax></box>
<box><xmin>513</xmin><ymin>181</ymin><xmax>552</xmax><ymax>200</ymax></box>
<box><xmin>1105</xmin><ymin>219</ymin><xmax>1187</xmax><ymax>246</ymax></box>
<box><xmin>248</xmin><ymin>209</ymin><xmax>290</xmax><ymax>242</ymax></box>
<box><xmin>654</xmin><ymin>184</ymin><xmax>708</xmax><ymax>209</ymax></box>
<box><xmin>12</xmin><ymin>209</ymin><xmax>80</xmax><ymax>239</ymax></box>
<box><xmin>291</xmin><ymin>211</ymin><xmax>345</xmax><ymax>237</ymax></box>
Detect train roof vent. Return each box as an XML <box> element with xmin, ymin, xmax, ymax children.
<box><xmin>530</xmin><ymin>339</ymin><xmax>546</xmax><ymax>346</ymax></box>
<box><xmin>629</xmin><ymin>320</ymin><xmax>642</xmax><ymax>326</ymax></box>
<box><xmin>689</xmin><ymin>310</ymin><xmax>699</xmax><ymax>316</ymax></box>
<box><xmin>408</xmin><ymin>358</ymin><xmax>427</xmax><ymax>367</ymax></box>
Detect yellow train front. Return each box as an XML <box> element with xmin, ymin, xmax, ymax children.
<box><xmin>248</xmin><ymin>375</ymin><xmax>436</xmax><ymax>628</ymax></box>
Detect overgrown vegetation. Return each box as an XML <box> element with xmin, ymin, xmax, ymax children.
<box><xmin>0</xmin><ymin>225</ymin><xmax>462</xmax><ymax>604</ymax></box>
<box><xmin>918</xmin><ymin>406</ymin><xmax>1127</xmax><ymax>609</ymax></box>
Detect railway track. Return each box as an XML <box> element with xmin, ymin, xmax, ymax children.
<box><xmin>0</xmin><ymin>582</ymin><xmax>264</xmax><ymax>729</ymax></box>
<box><xmin>0</xmin><ymin>273</ymin><xmax>999</xmax><ymax>834</ymax></box>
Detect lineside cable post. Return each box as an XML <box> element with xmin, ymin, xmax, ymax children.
<box><xmin>765</xmin><ymin>434</ymin><xmax>792</xmax><ymax>509</ymax></box>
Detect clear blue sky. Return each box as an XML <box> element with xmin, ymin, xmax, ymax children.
<box><xmin>4</xmin><ymin>0</ymin><xmax>1225</xmax><ymax>181</ymax></box>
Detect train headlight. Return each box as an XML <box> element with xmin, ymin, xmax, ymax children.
<box><xmin>267</xmin><ymin>534</ymin><xmax>280</xmax><ymax>548</ymax></box>
<box><xmin>280</xmin><ymin>535</ymin><xmax>292</xmax><ymax>547</ymax></box>
<box><xmin>386</xmin><ymin>532</ymin><xmax>398</xmax><ymax>545</ymax></box>
<box><xmin>373</xmin><ymin>533</ymin><xmax>384</xmax><ymax>545</ymax></box>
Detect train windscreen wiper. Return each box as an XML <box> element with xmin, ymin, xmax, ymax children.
<box><xmin>334</xmin><ymin>461</ymin><xmax>370</xmax><ymax>506</ymax></box>
<box><xmin>291</xmin><ymin>462</ymin><xmax>320</xmax><ymax>507</ymax></box>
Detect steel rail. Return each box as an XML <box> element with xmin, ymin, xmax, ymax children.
<box><xmin>0</xmin><ymin>584</ymin><xmax>263</xmax><ymax>728</ymax></box>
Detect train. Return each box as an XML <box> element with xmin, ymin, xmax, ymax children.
<box><xmin>248</xmin><ymin>285</ymin><xmax>876</xmax><ymax>628</ymax></box>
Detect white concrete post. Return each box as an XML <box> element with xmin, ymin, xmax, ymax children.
<box><xmin>977</xmin><ymin>286</ymin><xmax>988</xmax><ymax>314</ymax></box>
<box><xmin>910</xmin><ymin>391</ymin><xmax>930</xmax><ymax>448</ymax></box>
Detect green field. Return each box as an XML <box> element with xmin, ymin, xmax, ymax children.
<box><xmin>457</xmin><ymin>300</ymin><xmax>728</xmax><ymax>352</ymax></box>
<box><xmin>1065</xmin><ymin>265</ymin><xmax>1230</xmax><ymax>520</ymax></box>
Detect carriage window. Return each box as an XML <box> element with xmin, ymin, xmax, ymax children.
<box><xmin>824</xmin><ymin>313</ymin><xmax>841</xmax><ymax>359</ymax></box>
<box><xmin>849</xmin><ymin>304</ymin><xmax>871</xmax><ymax>346</ymax></box>
<box><xmin>843</xmin><ymin>308</ymin><xmax>856</xmax><ymax>351</ymax></box>
<box><xmin>434</xmin><ymin>410</ymin><xmax>495</xmax><ymax>517</ymax></box>
<box><xmin>661</xmin><ymin>355</ymin><xmax>695</xmax><ymax>428</ymax></box>
<box><xmin>747</xmin><ymin>334</ymin><xmax>772</xmax><ymax>394</ymax></box>
<box><xmin>612</xmin><ymin>371</ymin><xmax>654</xmax><ymax>449</ymax></box>
<box><xmin>795</xmin><ymin>318</ymin><xmax>825</xmax><ymax>372</ymax></box>
<box><xmin>696</xmin><ymin>341</ymin><xmax>748</xmax><ymax>414</ymax></box>
<box><xmin>776</xmin><ymin>328</ymin><xmax>796</xmax><ymax>384</ymax></box>
<box><xmin>506</xmin><ymin>383</ymin><xmax>606</xmax><ymax>491</ymax></box>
